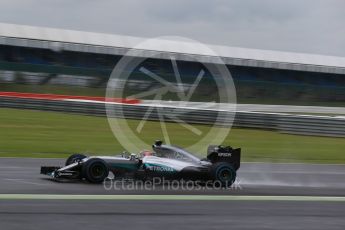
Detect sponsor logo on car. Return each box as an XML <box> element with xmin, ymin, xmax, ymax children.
<box><xmin>218</xmin><ymin>152</ymin><xmax>232</xmax><ymax>157</ymax></box>
<box><xmin>145</xmin><ymin>164</ymin><xmax>175</xmax><ymax>172</ymax></box>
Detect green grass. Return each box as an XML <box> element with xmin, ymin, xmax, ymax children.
<box><xmin>0</xmin><ymin>108</ymin><xmax>344</xmax><ymax>163</ymax></box>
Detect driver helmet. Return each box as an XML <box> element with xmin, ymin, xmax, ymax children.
<box><xmin>140</xmin><ymin>150</ymin><xmax>154</xmax><ymax>157</ymax></box>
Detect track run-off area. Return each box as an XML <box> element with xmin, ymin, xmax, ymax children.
<box><xmin>0</xmin><ymin>158</ymin><xmax>344</xmax><ymax>230</ymax></box>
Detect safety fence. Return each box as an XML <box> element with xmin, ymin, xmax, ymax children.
<box><xmin>0</xmin><ymin>97</ymin><xmax>344</xmax><ymax>138</ymax></box>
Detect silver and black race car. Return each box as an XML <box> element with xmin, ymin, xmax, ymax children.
<box><xmin>41</xmin><ymin>140</ymin><xmax>241</xmax><ymax>187</ymax></box>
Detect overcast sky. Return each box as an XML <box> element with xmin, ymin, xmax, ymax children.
<box><xmin>0</xmin><ymin>0</ymin><xmax>344</xmax><ymax>57</ymax></box>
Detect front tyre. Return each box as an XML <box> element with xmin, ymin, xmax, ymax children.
<box><xmin>65</xmin><ymin>154</ymin><xmax>86</xmax><ymax>166</ymax></box>
<box><xmin>211</xmin><ymin>162</ymin><xmax>236</xmax><ymax>187</ymax></box>
<box><xmin>82</xmin><ymin>158</ymin><xmax>109</xmax><ymax>183</ymax></box>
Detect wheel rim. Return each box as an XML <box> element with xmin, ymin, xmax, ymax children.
<box><xmin>91</xmin><ymin>164</ymin><xmax>105</xmax><ymax>178</ymax></box>
<box><xmin>217</xmin><ymin>167</ymin><xmax>234</xmax><ymax>183</ymax></box>
<box><xmin>221</xmin><ymin>170</ymin><xmax>231</xmax><ymax>180</ymax></box>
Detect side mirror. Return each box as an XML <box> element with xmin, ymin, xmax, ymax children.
<box><xmin>154</xmin><ymin>140</ymin><xmax>163</xmax><ymax>146</ymax></box>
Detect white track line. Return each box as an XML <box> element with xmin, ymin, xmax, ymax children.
<box><xmin>0</xmin><ymin>194</ymin><xmax>344</xmax><ymax>202</ymax></box>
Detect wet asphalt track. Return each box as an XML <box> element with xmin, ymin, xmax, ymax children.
<box><xmin>0</xmin><ymin>158</ymin><xmax>344</xmax><ymax>230</ymax></box>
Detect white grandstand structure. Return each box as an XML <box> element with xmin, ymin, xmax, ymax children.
<box><xmin>0</xmin><ymin>22</ymin><xmax>345</xmax><ymax>74</ymax></box>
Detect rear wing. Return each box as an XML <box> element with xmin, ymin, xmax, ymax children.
<box><xmin>207</xmin><ymin>145</ymin><xmax>241</xmax><ymax>170</ymax></box>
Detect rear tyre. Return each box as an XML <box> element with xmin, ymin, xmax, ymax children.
<box><xmin>211</xmin><ymin>162</ymin><xmax>236</xmax><ymax>187</ymax></box>
<box><xmin>82</xmin><ymin>158</ymin><xmax>109</xmax><ymax>183</ymax></box>
<box><xmin>65</xmin><ymin>154</ymin><xmax>86</xmax><ymax>166</ymax></box>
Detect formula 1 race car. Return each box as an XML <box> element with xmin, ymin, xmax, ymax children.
<box><xmin>41</xmin><ymin>140</ymin><xmax>241</xmax><ymax>187</ymax></box>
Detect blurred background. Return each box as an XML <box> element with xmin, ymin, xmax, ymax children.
<box><xmin>1</xmin><ymin>40</ymin><xmax>344</xmax><ymax>105</ymax></box>
<box><xmin>0</xmin><ymin>0</ymin><xmax>344</xmax><ymax>163</ymax></box>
